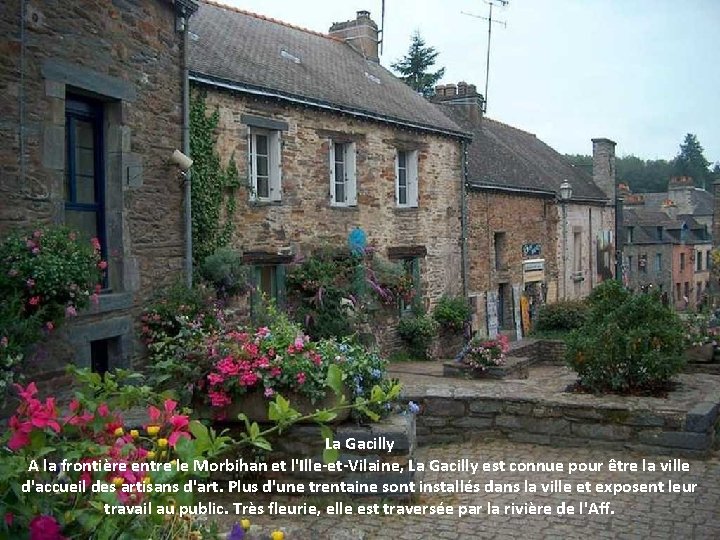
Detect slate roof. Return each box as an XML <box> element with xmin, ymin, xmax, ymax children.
<box><xmin>641</xmin><ymin>189</ymin><xmax>713</xmax><ymax>216</ymax></box>
<box><xmin>188</xmin><ymin>1</ymin><xmax>467</xmax><ymax>138</ymax></box>
<box><xmin>623</xmin><ymin>207</ymin><xmax>710</xmax><ymax>245</ymax></box>
<box><xmin>440</xmin><ymin>106</ymin><xmax>608</xmax><ymax>200</ymax></box>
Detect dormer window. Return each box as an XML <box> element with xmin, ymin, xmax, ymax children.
<box><xmin>626</xmin><ymin>226</ymin><xmax>634</xmax><ymax>244</ymax></box>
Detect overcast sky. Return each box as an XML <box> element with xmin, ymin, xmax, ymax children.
<box><xmin>218</xmin><ymin>0</ymin><xmax>719</xmax><ymax>164</ymax></box>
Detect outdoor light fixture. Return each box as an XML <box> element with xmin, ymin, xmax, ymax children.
<box><xmin>559</xmin><ymin>179</ymin><xmax>572</xmax><ymax>201</ymax></box>
<box><xmin>559</xmin><ymin>180</ymin><xmax>572</xmax><ymax>300</ymax></box>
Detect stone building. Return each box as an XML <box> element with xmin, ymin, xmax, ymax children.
<box><xmin>188</xmin><ymin>3</ymin><xmax>469</xmax><ymax>350</ymax></box>
<box><xmin>436</xmin><ymin>83</ymin><xmax>615</xmax><ymax>337</ymax></box>
<box><xmin>0</xmin><ymin>0</ymin><xmax>196</xmax><ymax>378</ymax></box>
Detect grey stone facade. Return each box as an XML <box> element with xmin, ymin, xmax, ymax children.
<box><xmin>0</xmin><ymin>0</ymin><xmax>191</xmax><ymax>378</ymax></box>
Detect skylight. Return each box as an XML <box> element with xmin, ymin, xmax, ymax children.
<box><xmin>280</xmin><ymin>49</ymin><xmax>301</xmax><ymax>64</ymax></box>
<box><xmin>364</xmin><ymin>72</ymin><xmax>381</xmax><ymax>85</ymax></box>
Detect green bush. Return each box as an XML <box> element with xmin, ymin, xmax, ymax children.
<box><xmin>565</xmin><ymin>280</ymin><xmax>685</xmax><ymax>393</ymax></box>
<box><xmin>398</xmin><ymin>314</ymin><xmax>437</xmax><ymax>360</ymax></box>
<box><xmin>199</xmin><ymin>247</ymin><xmax>251</xmax><ymax>298</ymax></box>
<box><xmin>432</xmin><ymin>295</ymin><xmax>470</xmax><ymax>332</ymax></box>
<box><xmin>534</xmin><ymin>300</ymin><xmax>588</xmax><ymax>333</ymax></box>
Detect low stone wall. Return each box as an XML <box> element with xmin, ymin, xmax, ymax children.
<box><xmin>533</xmin><ymin>339</ymin><xmax>567</xmax><ymax>365</ymax></box>
<box><xmin>411</xmin><ymin>395</ymin><xmax>719</xmax><ymax>456</ymax></box>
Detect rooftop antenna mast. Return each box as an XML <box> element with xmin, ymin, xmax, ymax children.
<box><xmin>378</xmin><ymin>0</ymin><xmax>386</xmax><ymax>55</ymax></box>
<box><xmin>461</xmin><ymin>0</ymin><xmax>508</xmax><ymax>112</ymax></box>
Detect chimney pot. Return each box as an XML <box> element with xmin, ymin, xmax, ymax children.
<box><xmin>446</xmin><ymin>83</ymin><xmax>457</xmax><ymax>96</ymax></box>
<box><xmin>457</xmin><ymin>81</ymin><xmax>468</xmax><ymax>95</ymax></box>
<box><xmin>467</xmin><ymin>83</ymin><xmax>477</xmax><ymax>95</ymax></box>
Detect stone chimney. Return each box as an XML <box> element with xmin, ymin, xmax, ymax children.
<box><xmin>591</xmin><ymin>138</ymin><xmax>617</xmax><ymax>200</ymax></box>
<box><xmin>667</xmin><ymin>176</ymin><xmax>694</xmax><ymax>214</ymax></box>
<box><xmin>432</xmin><ymin>80</ymin><xmax>485</xmax><ymax>125</ymax></box>
<box><xmin>329</xmin><ymin>10</ymin><xmax>379</xmax><ymax>62</ymax></box>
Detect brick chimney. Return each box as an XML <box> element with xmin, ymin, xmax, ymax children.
<box><xmin>591</xmin><ymin>138</ymin><xmax>617</xmax><ymax>200</ymax></box>
<box><xmin>432</xmin><ymin>81</ymin><xmax>485</xmax><ymax>125</ymax></box>
<box><xmin>329</xmin><ymin>11</ymin><xmax>379</xmax><ymax>62</ymax></box>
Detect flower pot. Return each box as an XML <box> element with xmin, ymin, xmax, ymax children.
<box><xmin>684</xmin><ymin>343</ymin><xmax>714</xmax><ymax>363</ymax></box>
<box><xmin>194</xmin><ymin>387</ymin><xmax>351</xmax><ymax>424</ymax></box>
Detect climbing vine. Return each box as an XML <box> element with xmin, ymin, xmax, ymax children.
<box><xmin>189</xmin><ymin>91</ymin><xmax>239</xmax><ymax>265</ymax></box>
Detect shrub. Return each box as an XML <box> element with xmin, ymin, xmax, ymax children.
<box><xmin>565</xmin><ymin>280</ymin><xmax>685</xmax><ymax>393</ymax></box>
<box><xmin>0</xmin><ymin>226</ymin><xmax>104</xmax><ymax>395</ymax></box>
<box><xmin>432</xmin><ymin>295</ymin><xmax>471</xmax><ymax>332</ymax></box>
<box><xmin>534</xmin><ymin>300</ymin><xmax>588</xmax><ymax>333</ymax></box>
<box><xmin>459</xmin><ymin>334</ymin><xmax>510</xmax><ymax>371</ymax></box>
<box><xmin>199</xmin><ymin>247</ymin><xmax>252</xmax><ymax>298</ymax></box>
<box><xmin>397</xmin><ymin>314</ymin><xmax>437</xmax><ymax>360</ymax></box>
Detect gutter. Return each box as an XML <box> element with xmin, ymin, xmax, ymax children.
<box><xmin>468</xmin><ymin>182</ymin><xmax>556</xmax><ymax>198</ymax></box>
<box><xmin>176</xmin><ymin>3</ymin><xmax>198</xmax><ymax>288</ymax></box>
<box><xmin>189</xmin><ymin>72</ymin><xmax>473</xmax><ymax>141</ymax></box>
<box><xmin>460</xmin><ymin>140</ymin><xmax>469</xmax><ymax>300</ymax></box>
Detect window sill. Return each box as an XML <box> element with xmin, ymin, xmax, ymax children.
<box><xmin>393</xmin><ymin>206</ymin><xmax>419</xmax><ymax>213</ymax></box>
<box><xmin>81</xmin><ymin>292</ymin><xmax>133</xmax><ymax>316</ymax></box>
<box><xmin>248</xmin><ymin>200</ymin><xmax>282</xmax><ymax>208</ymax></box>
<box><xmin>329</xmin><ymin>204</ymin><xmax>359</xmax><ymax>211</ymax></box>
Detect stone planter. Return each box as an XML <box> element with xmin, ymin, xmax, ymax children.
<box><xmin>194</xmin><ymin>387</ymin><xmax>351</xmax><ymax>424</ymax></box>
<box><xmin>684</xmin><ymin>343</ymin><xmax>715</xmax><ymax>363</ymax></box>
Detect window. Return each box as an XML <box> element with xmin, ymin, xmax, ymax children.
<box><xmin>573</xmin><ymin>231</ymin><xmax>582</xmax><ymax>272</ymax></box>
<box><xmin>626</xmin><ymin>227</ymin><xmax>634</xmax><ymax>244</ymax></box>
<box><xmin>707</xmin><ymin>251</ymin><xmax>712</xmax><ymax>271</ymax></box>
<box><xmin>627</xmin><ymin>255</ymin><xmax>633</xmax><ymax>274</ymax></box>
<box><xmin>680</xmin><ymin>252</ymin><xmax>685</xmax><ymax>271</ymax></box>
<box><xmin>696</xmin><ymin>250</ymin><xmax>702</xmax><ymax>272</ymax></box>
<box><xmin>65</xmin><ymin>97</ymin><xmax>105</xmax><ymax>259</ymax></box>
<box><xmin>395</xmin><ymin>150</ymin><xmax>418</xmax><ymax>207</ymax></box>
<box><xmin>399</xmin><ymin>257</ymin><xmax>421</xmax><ymax>313</ymax></box>
<box><xmin>675</xmin><ymin>282</ymin><xmax>681</xmax><ymax>301</ymax></box>
<box><xmin>493</xmin><ymin>232</ymin><xmax>506</xmax><ymax>271</ymax></box>
<box><xmin>329</xmin><ymin>141</ymin><xmax>357</xmax><ymax>206</ymax></box>
<box><xmin>684</xmin><ymin>282</ymin><xmax>689</xmax><ymax>300</ymax></box>
<box><xmin>654</xmin><ymin>253</ymin><xmax>662</xmax><ymax>273</ymax></box>
<box><xmin>638</xmin><ymin>254</ymin><xmax>647</xmax><ymax>273</ymax></box>
<box><xmin>249</xmin><ymin>128</ymin><xmax>281</xmax><ymax>201</ymax></box>
<box><xmin>656</xmin><ymin>226</ymin><xmax>663</xmax><ymax>241</ymax></box>
<box><xmin>697</xmin><ymin>282</ymin><xmax>702</xmax><ymax>303</ymax></box>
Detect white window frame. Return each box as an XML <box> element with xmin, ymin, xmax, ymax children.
<box><xmin>395</xmin><ymin>149</ymin><xmax>418</xmax><ymax>208</ymax></box>
<box><xmin>248</xmin><ymin>127</ymin><xmax>282</xmax><ymax>202</ymax></box>
<box><xmin>329</xmin><ymin>141</ymin><xmax>357</xmax><ymax>206</ymax></box>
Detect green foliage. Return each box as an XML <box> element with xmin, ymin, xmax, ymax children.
<box><xmin>432</xmin><ymin>295</ymin><xmax>470</xmax><ymax>332</ymax></box>
<box><xmin>672</xmin><ymin>133</ymin><xmax>712</xmax><ymax>189</ymax></box>
<box><xmin>142</xmin><ymin>282</ymin><xmax>220</xmax><ymax>405</ymax></box>
<box><xmin>0</xmin><ymin>226</ymin><xmax>103</xmax><ymax>397</ymax></box>
<box><xmin>1</xmin><ymin>364</ymin><xmax>399</xmax><ymax>539</ymax></box>
<box><xmin>190</xmin><ymin>91</ymin><xmax>239</xmax><ymax>264</ymax></box>
<box><xmin>397</xmin><ymin>313</ymin><xmax>438</xmax><ymax>360</ymax></box>
<box><xmin>391</xmin><ymin>31</ymin><xmax>446</xmax><ymax>97</ymax></box>
<box><xmin>533</xmin><ymin>300</ymin><xmax>588</xmax><ymax>333</ymax></box>
<box><xmin>199</xmin><ymin>247</ymin><xmax>252</xmax><ymax>298</ymax></box>
<box><xmin>565</xmin><ymin>280</ymin><xmax>686</xmax><ymax>393</ymax></box>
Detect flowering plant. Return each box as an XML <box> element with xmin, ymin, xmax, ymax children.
<box><xmin>683</xmin><ymin>313</ymin><xmax>718</xmax><ymax>347</ymax></box>
<box><xmin>461</xmin><ymin>334</ymin><xmax>510</xmax><ymax>371</ymax></box>
<box><xmin>0</xmin><ymin>227</ymin><xmax>105</xmax><ymax>397</ymax></box>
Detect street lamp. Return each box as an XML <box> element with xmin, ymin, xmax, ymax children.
<box><xmin>559</xmin><ymin>180</ymin><xmax>572</xmax><ymax>300</ymax></box>
<box><xmin>615</xmin><ymin>187</ymin><xmax>624</xmax><ymax>284</ymax></box>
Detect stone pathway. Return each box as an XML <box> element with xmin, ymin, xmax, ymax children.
<box><xmin>213</xmin><ymin>437</ymin><xmax>720</xmax><ymax>539</ymax></box>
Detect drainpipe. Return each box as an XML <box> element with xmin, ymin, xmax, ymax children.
<box><xmin>179</xmin><ymin>10</ymin><xmax>193</xmax><ymax>287</ymax></box>
<box><xmin>460</xmin><ymin>139</ymin><xmax>470</xmax><ymax>300</ymax></box>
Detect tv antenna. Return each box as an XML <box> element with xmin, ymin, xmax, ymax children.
<box><xmin>462</xmin><ymin>0</ymin><xmax>508</xmax><ymax>112</ymax></box>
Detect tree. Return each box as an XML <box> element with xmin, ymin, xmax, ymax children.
<box><xmin>391</xmin><ymin>31</ymin><xmax>445</xmax><ymax>98</ymax></box>
<box><xmin>672</xmin><ymin>133</ymin><xmax>711</xmax><ymax>190</ymax></box>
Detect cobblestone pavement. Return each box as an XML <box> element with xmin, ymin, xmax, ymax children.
<box><xmin>215</xmin><ymin>437</ymin><xmax>720</xmax><ymax>539</ymax></box>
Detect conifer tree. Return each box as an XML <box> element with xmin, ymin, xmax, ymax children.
<box><xmin>391</xmin><ymin>31</ymin><xmax>446</xmax><ymax>98</ymax></box>
<box><xmin>672</xmin><ymin>133</ymin><xmax>711</xmax><ymax>189</ymax></box>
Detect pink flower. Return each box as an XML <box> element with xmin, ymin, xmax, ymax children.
<box><xmin>270</xmin><ymin>367</ymin><xmax>282</xmax><ymax>378</ymax></box>
<box><xmin>31</xmin><ymin>247</ymin><xmax>40</xmax><ymax>255</ymax></box>
<box><xmin>45</xmin><ymin>322</ymin><xmax>54</xmax><ymax>331</ymax></box>
<box><xmin>0</xmin><ymin>336</ymin><xmax>7</xmax><ymax>348</ymax></box>
<box><xmin>26</xmin><ymin>240</ymin><xmax>35</xmax><ymax>249</ymax></box>
<box><xmin>28</xmin><ymin>296</ymin><xmax>40</xmax><ymax>306</ymax></box>
<box><xmin>296</xmin><ymin>372</ymin><xmax>306</xmax><ymax>385</ymax></box>
<box><xmin>264</xmin><ymin>387</ymin><xmax>275</xmax><ymax>398</ymax></box>
<box><xmin>208</xmin><ymin>390</ymin><xmax>232</xmax><ymax>408</ymax></box>
<box><xmin>4</xmin><ymin>512</ymin><xmax>13</xmax><ymax>527</ymax></box>
<box><xmin>97</xmin><ymin>403</ymin><xmax>109</xmax><ymax>417</ymax></box>
<box><xmin>65</xmin><ymin>305</ymin><xmax>77</xmax><ymax>317</ymax></box>
<box><xmin>256</xmin><ymin>326</ymin><xmax>271</xmax><ymax>338</ymax></box>
<box><xmin>33</xmin><ymin>230</ymin><xmax>42</xmax><ymax>239</ymax></box>
<box><xmin>90</xmin><ymin>237</ymin><xmax>101</xmax><ymax>252</ymax></box>
<box><xmin>294</xmin><ymin>336</ymin><xmax>305</xmax><ymax>350</ymax></box>
<box><xmin>207</xmin><ymin>373</ymin><xmax>224</xmax><ymax>386</ymax></box>
<box><xmin>29</xmin><ymin>515</ymin><xmax>64</xmax><ymax>540</ymax></box>
<box><xmin>90</xmin><ymin>293</ymin><xmax>99</xmax><ymax>305</ymax></box>
<box><xmin>98</xmin><ymin>260</ymin><xmax>108</xmax><ymax>270</ymax></box>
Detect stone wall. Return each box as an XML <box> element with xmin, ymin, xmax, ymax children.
<box><xmin>0</xmin><ymin>0</ymin><xmax>187</xmax><ymax>376</ymax></box>
<box><xmin>199</xmin><ymin>86</ymin><xmax>464</xmax><ymax>352</ymax></box>
<box><xmin>412</xmin><ymin>395</ymin><xmax>719</xmax><ymax>456</ymax></box>
<box><xmin>466</xmin><ymin>190</ymin><xmax>558</xmax><ymax>334</ymax></box>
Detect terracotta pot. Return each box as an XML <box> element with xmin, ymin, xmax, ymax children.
<box><xmin>194</xmin><ymin>387</ymin><xmax>351</xmax><ymax>424</ymax></box>
<box><xmin>685</xmin><ymin>343</ymin><xmax>714</xmax><ymax>363</ymax></box>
